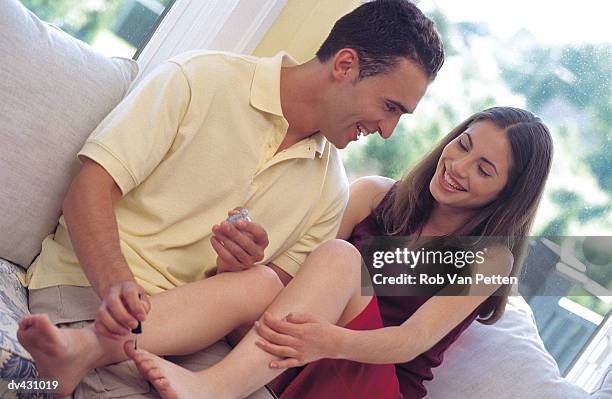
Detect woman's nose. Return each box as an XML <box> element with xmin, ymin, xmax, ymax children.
<box><xmin>452</xmin><ymin>156</ymin><xmax>470</xmax><ymax>177</ymax></box>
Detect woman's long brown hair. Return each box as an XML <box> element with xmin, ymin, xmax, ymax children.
<box><xmin>375</xmin><ymin>107</ymin><xmax>553</xmax><ymax>324</ymax></box>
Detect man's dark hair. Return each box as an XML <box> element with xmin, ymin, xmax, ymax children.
<box><xmin>316</xmin><ymin>0</ymin><xmax>444</xmax><ymax>80</ymax></box>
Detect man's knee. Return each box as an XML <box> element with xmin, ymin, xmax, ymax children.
<box><xmin>309</xmin><ymin>239</ymin><xmax>363</xmax><ymax>274</ymax></box>
<box><xmin>249</xmin><ymin>265</ymin><xmax>284</xmax><ymax>297</ymax></box>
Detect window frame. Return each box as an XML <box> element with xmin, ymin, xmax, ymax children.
<box><xmin>566</xmin><ymin>309</ymin><xmax>612</xmax><ymax>392</ymax></box>
<box><xmin>133</xmin><ymin>0</ymin><xmax>288</xmax><ymax>85</ymax></box>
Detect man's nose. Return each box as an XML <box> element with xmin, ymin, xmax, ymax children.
<box><xmin>379</xmin><ymin>114</ymin><xmax>402</xmax><ymax>139</ymax></box>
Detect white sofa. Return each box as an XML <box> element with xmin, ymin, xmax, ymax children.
<box><xmin>0</xmin><ymin>0</ymin><xmax>137</xmax><ymax>385</ymax></box>
<box><xmin>1</xmin><ymin>0</ymin><xmax>610</xmax><ymax>397</ymax></box>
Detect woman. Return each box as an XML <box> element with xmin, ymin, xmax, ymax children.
<box><xmin>18</xmin><ymin>107</ymin><xmax>553</xmax><ymax>399</ymax></box>
<box><xmin>254</xmin><ymin>105</ymin><xmax>553</xmax><ymax>398</ymax></box>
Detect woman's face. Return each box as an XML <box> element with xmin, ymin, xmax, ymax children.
<box><xmin>429</xmin><ymin>120</ymin><xmax>513</xmax><ymax>210</ymax></box>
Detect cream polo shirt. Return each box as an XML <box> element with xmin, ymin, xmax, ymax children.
<box><xmin>26</xmin><ymin>51</ymin><xmax>349</xmax><ymax>295</ymax></box>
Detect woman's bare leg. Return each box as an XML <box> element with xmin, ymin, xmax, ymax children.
<box><xmin>128</xmin><ymin>239</ymin><xmax>371</xmax><ymax>399</ymax></box>
<box><xmin>17</xmin><ymin>265</ymin><xmax>284</xmax><ymax>397</ymax></box>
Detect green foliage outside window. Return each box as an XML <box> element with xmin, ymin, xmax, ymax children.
<box><xmin>21</xmin><ymin>0</ymin><xmax>123</xmax><ymax>42</ymax></box>
<box><xmin>21</xmin><ymin>0</ymin><xmax>173</xmax><ymax>54</ymax></box>
<box><xmin>342</xmin><ymin>6</ymin><xmax>611</xmax><ymax>316</ymax></box>
<box><xmin>343</xmin><ymin>6</ymin><xmax>611</xmax><ymax>239</ymax></box>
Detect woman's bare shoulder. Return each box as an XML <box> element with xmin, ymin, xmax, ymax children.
<box><xmin>348</xmin><ymin>176</ymin><xmax>395</xmax><ymax>219</ymax></box>
<box><xmin>337</xmin><ymin>176</ymin><xmax>396</xmax><ymax>239</ymax></box>
<box><xmin>351</xmin><ymin>176</ymin><xmax>396</xmax><ymax>210</ymax></box>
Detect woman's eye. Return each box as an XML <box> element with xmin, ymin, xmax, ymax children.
<box><xmin>458</xmin><ymin>139</ymin><xmax>468</xmax><ymax>151</ymax></box>
<box><xmin>478</xmin><ymin>166</ymin><xmax>491</xmax><ymax>177</ymax></box>
<box><xmin>385</xmin><ymin>103</ymin><xmax>397</xmax><ymax>112</ymax></box>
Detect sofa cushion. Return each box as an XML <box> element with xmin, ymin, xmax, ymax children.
<box><xmin>591</xmin><ymin>365</ymin><xmax>612</xmax><ymax>399</ymax></box>
<box><xmin>0</xmin><ymin>258</ymin><xmax>36</xmax><ymax>381</ymax></box>
<box><xmin>424</xmin><ymin>296</ymin><xmax>593</xmax><ymax>398</ymax></box>
<box><xmin>0</xmin><ymin>0</ymin><xmax>138</xmax><ymax>268</ymax></box>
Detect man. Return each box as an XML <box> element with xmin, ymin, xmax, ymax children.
<box><xmin>23</xmin><ymin>0</ymin><xmax>443</xmax><ymax>397</ymax></box>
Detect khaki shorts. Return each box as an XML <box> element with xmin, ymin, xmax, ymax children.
<box><xmin>29</xmin><ymin>286</ymin><xmax>276</xmax><ymax>399</ymax></box>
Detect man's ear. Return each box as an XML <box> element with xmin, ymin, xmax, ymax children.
<box><xmin>331</xmin><ymin>48</ymin><xmax>360</xmax><ymax>82</ymax></box>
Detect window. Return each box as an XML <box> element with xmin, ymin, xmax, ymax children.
<box><xmin>21</xmin><ymin>0</ymin><xmax>174</xmax><ymax>58</ymax></box>
<box><xmin>521</xmin><ymin>237</ymin><xmax>612</xmax><ymax>379</ymax></box>
<box><xmin>344</xmin><ymin>0</ymin><xmax>611</xmax><ymax>387</ymax></box>
<box><xmin>567</xmin><ymin>311</ymin><xmax>612</xmax><ymax>392</ymax></box>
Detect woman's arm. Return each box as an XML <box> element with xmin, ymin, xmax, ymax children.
<box><xmin>336</xmin><ymin>176</ymin><xmax>395</xmax><ymax>240</ymax></box>
<box><xmin>256</xmin><ymin>246</ymin><xmax>513</xmax><ymax>366</ymax></box>
<box><xmin>337</xmin><ymin>295</ymin><xmax>494</xmax><ymax>364</ymax></box>
<box><xmin>256</xmin><ymin>295</ymin><xmax>493</xmax><ymax>366</ymax></box>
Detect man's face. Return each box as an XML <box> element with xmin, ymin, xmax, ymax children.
<box><xmin>319</xmin><ymin>56</ymin><xmax>430</xmax><ymax>149</ymax></box>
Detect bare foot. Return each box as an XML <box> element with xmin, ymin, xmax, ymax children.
<box><xmin>17</xmin><ymin>314</ymin><xmax>100</xmax><ymax>397</ymax></box>
<box><xmin>124</xmin><ymin>341</ymin><xmax>218</xmax><ymax>399</ymax></box>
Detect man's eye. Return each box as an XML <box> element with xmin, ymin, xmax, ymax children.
<box><xmin>385</xmin><ymin>103</ymin><xmax>397</xmax><ymax>112</ymax></box>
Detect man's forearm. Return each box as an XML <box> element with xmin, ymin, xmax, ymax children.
<box><xmin>63</xmin><ymin>178</ymin><xmax>134</xmax><ymax>298</ymax></box>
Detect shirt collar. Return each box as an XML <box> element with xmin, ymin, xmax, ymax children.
<box><xmin>250</xmin><ymin>51</ymin><xmax>297</xmax><ymax>117</ymax></box>
<box><xmin>251</xmin><ymin>52</ymin><xmax>327</xmax><ymax>158</ymax></box>
<box><xmin>310</xmin><ymin>132</ymin><xmax>327</xmax><ymax>158</ymax></box>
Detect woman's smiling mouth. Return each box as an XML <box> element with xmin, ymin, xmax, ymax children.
<box><xmin>439</xmin><ymin>166</ymin><xmax>467</xmax><ymax>192</ymax></box>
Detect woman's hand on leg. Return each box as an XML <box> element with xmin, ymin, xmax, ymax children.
<box><xmin>254</xmin><ymin>311</ymin><xmax>346</xmax><ymax>369</ymax></box>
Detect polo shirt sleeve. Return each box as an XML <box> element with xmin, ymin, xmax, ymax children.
<box><xmin>77</xmin><ymin>61</ymin><xmax>191</xmax><ymax>195</ymax></box>
<box><xmin>271</xmin><ymin>182</ymin><xmax>349</xmax><ymax>277</ymax></box>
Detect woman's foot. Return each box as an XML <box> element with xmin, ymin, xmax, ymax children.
<box><xmin>124</xmin><ymin>341</ymin><xmax>222</xmax><ymax>399</ymax></box>
<box><xmin>17</xmin><ymin>314</ymin><xmax>102</xmax><ymax>397</ymax></box>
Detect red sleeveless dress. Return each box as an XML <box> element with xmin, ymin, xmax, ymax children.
<box><xmin>270</xmin><ymin>183</ymin><xmax>496</xmax><ymax>399</ymax></box>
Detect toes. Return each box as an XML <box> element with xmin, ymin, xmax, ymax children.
<box><xmin>132</xmin><ymin>359</ymin><xmax>175</xmax><ymax>397</ymax></box>
<box><xmin>18</xmin><ymin>314</ymin><xmax>50</xmax><ymax>344</ymax></box>
<box><xmin>22</xmin><ymin>314</ymin><xmax>51</xmax><ymax>330</ymax></box>
<box><xmin>132</xmin><ymin>357</ymin><xmax>155</xmax><ymax>377</ymax></box>
<box><xmin>16</xmin><ymin>329</ymin><xmax>26</xmax><ymax>345</ymax></box>
<box><xmin>19</xmin><ymin>315</ymin><xmax>38</xmax><ymax>330</ymax></box>
<box><xmin>153</xmin><ymin>377</ymin><xmax>168</xmax><ymax>389</ymax></box>
<box><xmin>153</xmin><ymin>378</ymin><xmax>180</xmax><ymax>399</ymax></box>
<box><xmin>124</xmin><ymin>340</ymin><xmax>134</xmax><ymax>357</ymax></box>
<box><xmin>124</xmin><ymin>342</ymin><xmax>157</xmax><ymax>376</ymax></box>
<box><xmin>124</xmin><ymin>341</ymin><xmax>150</xmax><ymax>359</ymax></box>
<box><xmin>135</xmin><ymin>359</ymin><xmax>156</xmax><ymax>375</ymax></box>
<box><xmin>37</xmin><ymin>314</ymin><xmax>56</xmax><ymax>333</ymax></box>
<box><xmin>123</xmin><ymin>340</ymin><xmax>140</xmax><ymax>360</ymax></box>
<box><xmin>145</xmin><ymin>366</ymin><xmax>164</xmax><ymax>381</ymax></box>
<box><xmin>121</xmin><ymin>341</ymin><xmax>181</xmax><ymax>399</ymax></box>
<box><xmin>153</xmin><ymin>376</ymin><xmax>169</xmax><ymax>390</ymax></box>
<box><xmin>132</xmin><ymin>350</ymin><xmax>152</xmax><ymax>365</ymax></box>
<box><xmin>18</xmin><ymin>317</ymin><xmax>30</xmax><ymax>330</ymax></box>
